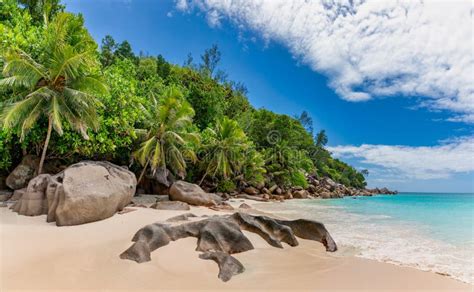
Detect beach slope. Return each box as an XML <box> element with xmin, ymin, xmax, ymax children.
<box><xmin>0</xmin><ymin>203</ymin><xmax>470</xmax><ymax>292</ymax></box>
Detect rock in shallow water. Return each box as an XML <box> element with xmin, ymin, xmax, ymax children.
<box><xmin>120</xmin><ymin>212</ymin><xmax>337</xmax><ymax>281</ymax></box>
<box><xmin>11</xmin><ymin>161</ymin><xmax>136</xmax><ymax>226</ymax></box>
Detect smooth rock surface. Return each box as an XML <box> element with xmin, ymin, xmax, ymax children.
<box><xmin>166</xmin><ymin>213</ymin><xmax>197</xmax><ymax>222</ymax></box>
<box><xmin>0</xmin><ymin>190</ymin><xmax>13</xmax><ymax>202</ymax></box>
<box><xmin>199</xmin><ymin>251</ymin><xmax>245</xmax><ymax>282</ymax></box>
<box><xmin>12</xmin><ymin>161</ymin><xmax>136</xmax><ymax>226</ymax></box>
<box><xmin>6</xmin><ymin>155</ymin><xmax>39</xmax><ymax>190</ymax></box>
<box><xmin>150</xmin><ymin>201</ymin><xmax>190</xmax><ymax>210</ymax></box>
<box><xmin>120</xmin><ymin>212</ymin><xmax>337</xmax><ymax>281</ymax></box>
<box><xmin>169</xmin><ymin>180</ymin><xmax>222</xmax><ymax>206</ymax></box>
<box><xmin>120</xmin><ymin>215</ymin><xmax>254</xmax><ymax>264</ymax></box>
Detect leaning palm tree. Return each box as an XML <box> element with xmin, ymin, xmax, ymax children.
<box><xmin>199</xmin><ymin>117</ymin><xmax>249</xmax><ymax>184</ymax></box>
<box><xmin>0</xmin><ymin>13</ymin><xmax>106</xmax><ymax>174</ymax></box>
<box><xmin>134</xmin><ymin>86</ymin><xmax>199</xmax><ymax>183</ymax></box>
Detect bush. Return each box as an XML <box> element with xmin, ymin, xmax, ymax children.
<box><xmin>290</xmin><ymin>171</ymin><xmax>308</xmax><ymax>188</ymax></box>
<box><xmin>216</xmin><ymin>179</ymin><xmax>236</xmax><ymax>193</ymax></box>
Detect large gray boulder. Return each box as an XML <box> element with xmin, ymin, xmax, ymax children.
<box><xmin>12</xmin><ymin>161</ymin><xmax>136</xmax><ymax>226</ymax></box>
<box><xmin>6</xmin><ymin>155</ymin><xmax>39</xmax><ymax>190</ymax></box>
<box><xmin>11</xmin><ymin>174</ymin><xmax>50</xmax><ymax>216</ymax></box>
<box><xmin>169</xmin><ymin>180</ymin><xmax>222</xmax><ymax>206</ymax></box>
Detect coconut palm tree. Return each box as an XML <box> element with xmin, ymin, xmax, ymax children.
<box><xmin>199</xmin><ymin>117</ymin><xmax>249</xmax><ymax>184</ymax></box>
<box><xmin>0</xmin><ymin>13</ymin><xmax>106</xmax><ymax>174</ymax></box>
<box><xmin>134</xmin><ymin>86</ymin><xmax>199</xmax><ymax>183</ymax></box>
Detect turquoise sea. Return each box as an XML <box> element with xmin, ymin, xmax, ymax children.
<box><xmin>257</xmin><ymin>193</ymin><xmax>474</xmax><ymax>283</ymax></box>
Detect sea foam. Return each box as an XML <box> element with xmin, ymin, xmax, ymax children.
<box><xmin>257</xmin><ymin>197</ymin><xmax>474</xmax><ymax>284</ymax></box>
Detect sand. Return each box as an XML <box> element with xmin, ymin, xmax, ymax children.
<box><xmin>0</xmin><ymin>199</ymin><xmax>471</xmax><ymax>292</ymax></box>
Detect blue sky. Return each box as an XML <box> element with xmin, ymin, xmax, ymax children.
<box><xmin>64</xmin><ymin>0</ymin><xmax>474</xmax><ymax>192</ymax></box>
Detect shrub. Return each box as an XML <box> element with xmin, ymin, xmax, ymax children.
<box><xmin>216</xmin><ymin>179</ymin><xmax>236</xmax><ymax>193</ymax></box>
<box><xmin>291</xmin><ymin>171</ymin><xmax>308</xmax><ymax>188</ymax></box>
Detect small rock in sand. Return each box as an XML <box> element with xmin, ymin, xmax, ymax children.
<box><xmin>238</xmin><ymin>203</ymin><xmax>252</xmax><ymax>209</ymax></box>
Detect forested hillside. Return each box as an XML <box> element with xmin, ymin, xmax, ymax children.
<box><xmin>0</xmin><ymin>0</ymin><xmax>367</xmax><ymax>192</ymax></box>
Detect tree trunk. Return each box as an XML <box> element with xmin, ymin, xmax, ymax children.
<box><xmin>137</xmin><ymin>159</ymin><xmax>150</xmax><ymax>185</ymax></box>
<box><xmin>38</xmin><ymin>116</ymin><xmax>53</xmax><ymax>174</ymax></box>
<box><xmin>199</xmin><ymin>172</ymin><xmax>208</xmax><ymax>186</ymax></box>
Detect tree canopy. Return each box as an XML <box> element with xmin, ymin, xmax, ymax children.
<box><xmin>0</xmin><ymin>0</ymin><xmax>367</xmax><ymax>189</ymax></box>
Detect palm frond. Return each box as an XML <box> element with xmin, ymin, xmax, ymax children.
<box><xmin>150</xmin><ymin>141</ymin><xmax>162</xmax><ymax>170</ymax></box>
<box><xmin>70</xmin><ymin>76</ymin><xmax>108</xmax><ymax>95</ymax></box>
<box><xmin>134</xmin><ymin>137</ymin><xmax>157</xmax><ymax>166</ymax></box>
<box><xmin>49</xmin><ymin>95</ymin><xmax>63</xmax><ymax>135</ymax></box>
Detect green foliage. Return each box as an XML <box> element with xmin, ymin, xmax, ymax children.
<box><xmin>241</xmin><ymin>147</ymin><xmax>266</xmax><ymax>186</ymax></box>
<box><xmin>17</xmin><ymin>0</ymin><xmax>64</xmax><ymax>24</ymax></box>
<box><xmin>137</xmin><ymin>57</ymin><xmax>157</xmax><ymax>81</ymax></box>
<box><xmin>216</xmin><ymin>179</ymin><xmax>236</xmax><ymax>193</ymax></box>
<box><xmin>156</xmin><ymin>54</ymin><xmax>171</xmax><ymax>79</ymax></box>
<box><xmin>0</xmin><ymin>0</ymin><xmax>42</xmax><ymax>60</ymax></box>
<box><xmin>0</xmin><ymin>11</ymin><xmax>105</xmax><ymax>172</ymax></box>
<box><xmin>200</xmin><ymin>117</ymin><xmax>249</xmax><ymax>181</ymax></box>
<box><xmin>0</xmin><ymin>129</ymin><xmax>13</xmax><ymax>170</ymax></box>
<box><xmin>319</xmin><ymin>157</ymin><xmax>366</xmax><ymax>188</ymax></box>
<box><xmin>49</xmin><ymin>58</ymin><xmax>143</xmax><ymax>162</ymax></box>
<box><xmin>263</xmin><ymin>142</ymin><xmax>313</xmax><ymax>187</ymax></box>
<box><xmin>170</xmin><ymin>66</ymin><xmax>226</xmax><ymax>129</ymax></box>
<box><xmin>200</xmin><ymin>44</ymin><xmax>221</xmax><ymax>78</ymax></box>
<box><xmin>133</xmin><ymin>86</ymin><xmax>199</xmax><ymax>178</ymax></box>
<box><xmin>315</xmin><ymin>130</ymin><xmax>328</xmax><ymax>147</ymax></box>
<box><xmin>247</xmin><ymin>109</ymin><xmax>314</xmax><ymax>150</ymax></box>
<box><xmin>291</xmin><ymin>171</ymin><xmax>308</xmax><ymax>188</ymax></box>
<box><xmin>99</xmin><ymin>35</ymin><xmax>138</xmax><ymax>67</ymax></box>
<box><xmin>100</xmin><ymin>35</ymin><xmax>116</xmax><ymax>67</ymax></box>
<box><xmin>0</xmin><ymin>0</ymin><xmax>367</xmax><ymax>190</ymax></box>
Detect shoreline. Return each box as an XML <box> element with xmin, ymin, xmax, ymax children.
<box><xmin>1</xmin><ymin>199</ymin><xmax>471</xmax><ymax>291</ymax></box>
<box><xmin>254</xmin><ymin>196</ymin><xmax>474</xmax><ymax>285</ymax></box>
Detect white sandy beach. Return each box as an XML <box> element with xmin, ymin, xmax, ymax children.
<box><xmin>0</xmin><ymin>199</ymin><xmax>471</xmax><ymax>292</ymax></box>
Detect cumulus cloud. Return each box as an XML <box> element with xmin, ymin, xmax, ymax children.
<box><xmin>327</xmin><ymin>137</ymin><xmax>474</xmax><ymax>180</ymax></box>
<box><xmin>175</xmin><ymin>0</ymin><xmax>474</xmax><ymax>122</ymax></box>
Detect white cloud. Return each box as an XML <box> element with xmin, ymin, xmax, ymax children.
<box><xmin>206</xmin><ymin>9</ymin><xmax>222</xmax><ymax>27</ymax></box>
<box><xmin>175</xmin><ymin>0</ymin><xmax>474</xmax><ymax>122</ymax></box>
<box><xmin>327</xmin><ymin>137</ymin><xmax>474</xmax><ymax>180</ymax></box>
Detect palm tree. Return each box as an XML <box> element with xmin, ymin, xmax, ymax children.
<box><xmin>134</xmin><ymin>86</ymin><xmax>198</xmax><ymax>183</ymax></box>
<box><xmin>0</xmin><ymin>13</ymin><xmax>106</xmax><ymax>174</ymax></box>
<box><xmin>199</xmin><ymin>117</ymin><xmax>249</xmax><ymax>184</ymax></box>
<box><xmin>315</xmin><ymin>129</ymin><xmax>328</xmax><ymax>147</ymax></box>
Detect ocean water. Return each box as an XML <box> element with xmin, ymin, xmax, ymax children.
<box><xmin>256</xmin><ymin>193</ymin><xmax>474</xmax><ymax>283</ymax></box>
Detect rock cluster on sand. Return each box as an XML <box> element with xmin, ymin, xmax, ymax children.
<box><xmin>5</xmin><ymin>155</ymin><xmax>67</xmax><ymax>190</ymax></box>
<box><xmin>11</xmin><ymin>161</ymin><xmax>136</xmax><ymax>226</ymax></box>
<box><xmin>226</xmin><ymin>176</ymin><xmax>397</xmax><ymax>202</ymax></box>
<box><xmin>5</xmin><ymin>155</ymin><xmax>39</xmax><ymax>190</ymax></box>
<box><xmin>120</xmin><ymin>212</ymin><xmax>337</xmax><ymax>282</ymax></box>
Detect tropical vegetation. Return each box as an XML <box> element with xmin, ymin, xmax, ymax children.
<box><xmin>0</xmin><ymin>0</ymin><xmax>367</xmax><ymax>191</ymax></box>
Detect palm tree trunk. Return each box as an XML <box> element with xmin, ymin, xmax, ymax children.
<box><xmin>38</xmin><ymin>116</ymin><xmax>53</xmax><ymax>174</ymax></box>
<box><xmin>199</xmin><ymin>172</ymin><xmax>208</xmax><ymax>186</ymax></box>
<box><xmin>137</xmin><ymin>159</ymin><xmax>150</xmax><ymax>185</ymax></box>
